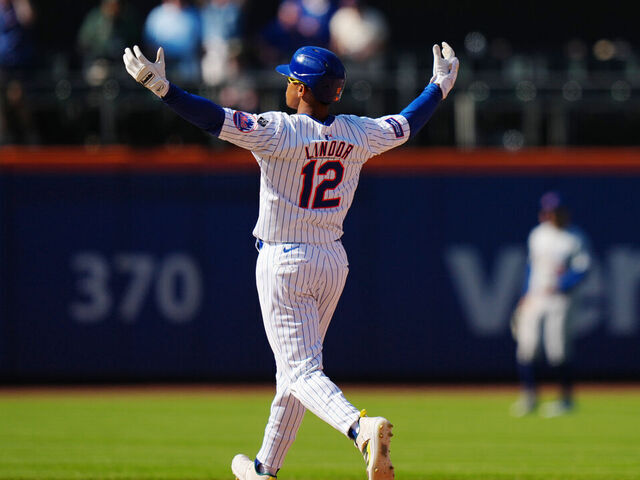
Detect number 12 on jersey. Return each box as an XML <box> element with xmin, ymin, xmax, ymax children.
<box><xmin>299</xmin><ymin>160</ymin><xmax>344</xmax><ymax>209</ymax></box>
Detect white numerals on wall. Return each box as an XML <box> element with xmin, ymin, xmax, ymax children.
<box><xmin>69</xmin><ymin>252</ymin><xmax>203</xmax><ymax>324</ymax></box>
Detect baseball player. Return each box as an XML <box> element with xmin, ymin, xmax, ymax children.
<box><xmin>510</xmin><ymin>192</ymin><xmax>591</xmax><ymax>418</ymax></box>
<box><xmin>123</xmin><ymin>43</ymin><xmax>459</xmax><ymax>479</ymax></box>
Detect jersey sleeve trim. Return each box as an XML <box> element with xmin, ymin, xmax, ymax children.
<box><xmin>218</xmin><ymin>109</ymin><xmax>285</xmax><ymax>155</ymax></box>
<box><xmin>362</xmin><ymin>114</ymin><xmax>411</xmax><ymax>157</ymax></box>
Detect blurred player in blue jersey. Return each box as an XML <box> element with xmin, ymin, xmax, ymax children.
<box><xmin>123</xmin><ymin>41</ymin><xmax>458</xmax><ymax>479</ymax></box>
<box><xmin>511</xmin><ymin>192</ymin><xmax>591</xmax><ymax>417</ymax></box>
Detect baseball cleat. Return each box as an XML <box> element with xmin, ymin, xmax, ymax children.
<box><xmin>509</xmin><ymin>395</ymin><xmax>537</xmax><ymax>417</ymax></box>
<box><xmin>355</xmin><ymin>412</ymin><xmax>394</xmax><ymax>480</ymax></box>
<box><xmin>540</xmin><ymin>399</ymin><xmax>574</xmax><ymax>418</ymax></box>
<box><xmin>231</xmin><ymin>454</ymin><xmax>276</xmax><ymax>480</ymax></box>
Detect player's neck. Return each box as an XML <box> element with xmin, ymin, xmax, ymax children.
<box><xmin>296</xmin><ymin>102</ymin><xmax>330</xmax><ymax>123</ymax></box>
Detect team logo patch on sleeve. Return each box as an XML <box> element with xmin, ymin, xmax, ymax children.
<box><xmin>385</xmin><ymin>117</ymin><xmax>405</xmax><ymax>138</ymax></box>
<box><xmin>233</xmin><ymin>111</ymin><xmax>258</xmax><ymax>132</ymax></box>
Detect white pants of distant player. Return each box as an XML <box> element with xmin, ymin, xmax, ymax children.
<box><xmin>254</xmin><ymin>240</ymin><xmax>360</xmax><ymax>472</ymax></box>
<box><xmin>515</xmin><ymin>293</ymin><xmax>572</xmax><ymax>365</ymax></box>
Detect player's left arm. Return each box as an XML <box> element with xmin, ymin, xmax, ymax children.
<box><xmin>123</xmin><ymin>45</ymin><xmax>226</xmax><ymax>136</ymax></box>
<box><xmin>123</xmin><ymin>45</ymin><xmax>283</xmax><ymax>154</ymax></box>
<box><xmin>557</xmin><ymin>233</ymin><xmax>592</xmax><ymax>292</ymax></box>
<box><xmin>162</xmin><ymin>83</ymin><xmax>226</xmax><ymax>136</ymax></box>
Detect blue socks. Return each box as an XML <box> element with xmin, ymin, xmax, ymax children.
<box><xmin>255</xmin><ymin>458</ymin><xmax>277</xmax><ymax>478</ymax></box>
<box><xmin>348</xmin><ymin>419</ymin><xmax>360</xmax><ymax>441</ymax></box>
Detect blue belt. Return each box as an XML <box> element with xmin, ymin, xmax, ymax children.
<box><xmin>255</xmin><ymin>238</ymin><xmax>264</xmax><ymax>251</ymax></box>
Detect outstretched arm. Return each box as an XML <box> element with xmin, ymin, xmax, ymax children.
<box><xmin>162</xmin><ymin>84</ymin><xmax>225</xmax><ymax>137</ymax></box>
<box><xmin>123</xmin><ymin>45</ymin><xmax>225</xmax><ymax>136</ymax></box>
<box><xmin>400</xmin><ymin>42</ymin><xmax>459</xmax><ymax>139</ymax></box>
<box><xmin>400</xmin><ymin>84</ymin><xmax>442</xmax><ymax>139</ymax></box>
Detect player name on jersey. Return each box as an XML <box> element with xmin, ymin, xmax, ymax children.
<box><xmin>305</xmin><ymin>140</ymin><xmax>354</xmax><ymax>160</ymax></box>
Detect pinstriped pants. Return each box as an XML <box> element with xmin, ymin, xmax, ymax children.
<box><xmin>515</xmin><ymin>293</ymin><xmax>571</xmax><ymax>366</ymax></box>
<box><xmin>255</xmin><ymin>240</ymin><xmax>361</xmax><ymax>471</ymax></box>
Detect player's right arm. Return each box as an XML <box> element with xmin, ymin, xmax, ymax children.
<box><xmin>511</xmin><ymin>231</ymin><xmax>534</xmax><ymax>336</ymax></box>
<box><xmin>359</xmin><ymin>42</ymin><xmax>459</xmax><ymax>157</ymax></box>
<box><xmin>399</xmin><ymin>42</ymin><xmax>459</xmax><ymax>137</ymax></box>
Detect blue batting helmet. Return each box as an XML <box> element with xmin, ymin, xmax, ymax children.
<box><xmin>539</xmin><ymin>191</ymin><xmax>565</xmax><ymax>212</ymax></box>
<box><xmin>276</xmin><ymin>46</ymin><xmax>346</xmax><ymax>104</ymax></box>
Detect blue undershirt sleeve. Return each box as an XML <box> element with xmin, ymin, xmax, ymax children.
<box><xmin>399</xmin><ymin>83</ymin><xmax>443</xmax><ymax>139</ymax></box>
<box><xmin>557</xmin><ymin>268</ymin><xmax>587</xmax><ymax>292</ymax></box>
<box><xmin>161</xmin><ymin>83</ymin><xmax>225</xmax><ymax>137</ymax></box>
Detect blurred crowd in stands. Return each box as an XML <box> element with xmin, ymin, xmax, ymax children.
<box><xmin>1</xmin><ymin>0</ymin><xmax>37</xmax><ymax>144</ymax></box>
<box><xmin>0</xmin><ymin>0</ymin><xmax>636</xmax><ymax>146</ymax></box>
<box><xmin>1</xmin><ymin>0</ymin><xmax>392</xmax><ymax>144</ymax></box>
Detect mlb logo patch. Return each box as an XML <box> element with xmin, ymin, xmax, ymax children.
<box><xmin>233</xmin><ymin>111</ymin><xmax>258</xmax><ymax>132</ymax></box>
<box><xmin>385</xmin><ymin>118</ymin><xmax>405</xmax><ymax>138</ymax></box>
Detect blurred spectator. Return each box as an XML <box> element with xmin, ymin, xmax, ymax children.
<box><xmin>200</xmin><ymin>0</ymin><xmax>243</xmax><ymax>86</ymax></box>
<box><xmin>329</xmin><ymin>0</ymin><xmax>388</xmax><ymax>63</ymax></box>
<box><xmin>143</xmin><ymin>0</ymin><xmax>202</xmax><ymax>84</ymax></box>
<box><xmin>510</xmin><ymin>192</ymin><xmax>591</xmax><ymax>418</ymax></box>
<box><xmin>260</xmin><ymin>0</ymin><xmax>336</xmax><ymax>65</ymax></box>
<box><xmin>0</xmin><ymin>0</ymin><xmax>33</xmax><ymax>68</ymax></box>
<box><xmin>77</xmin><ymin>0</ymin><xmax>139</xmax><ymax>85</ymax></box>
<box><xmin>0</xmin><ymin>0</ymin><xmax>38</xmax><ymax>144</ymax></box>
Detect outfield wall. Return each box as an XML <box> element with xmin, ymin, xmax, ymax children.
<box><xmin>1</xmin><ymin>147</ymin><xmax>639</xmax><ymax>382</ymax></box>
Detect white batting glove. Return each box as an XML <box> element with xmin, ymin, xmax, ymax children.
<box><xmin>430</xmin><ymin>41</ymin><xmax>459</xmax><ymax>99</ymax></box>
<box><xmin>123</xmin><ymin>45</ymin><xmax>170</xmax><ymax>98</ymax></box>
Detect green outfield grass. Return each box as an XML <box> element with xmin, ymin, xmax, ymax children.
<box><xmin>1</xmin><ymin>386</ymin><xmax>639</xmax><ymax>480</ymax></box>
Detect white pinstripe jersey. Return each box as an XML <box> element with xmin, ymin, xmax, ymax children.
<box><xmin>527</xmin><ymin>222</ymin><xmax>591</xmax><ymax>294</ymax></box>
<box><xmin>218</xmin><ymin>108</ymin><xmax>410</xmax><ymax>243</ymax></box>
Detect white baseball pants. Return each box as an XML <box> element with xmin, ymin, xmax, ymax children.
<box><xmin>515</xmin><ymin>293</ymin><xmax>571</xmax><ymax>366</ymax></box>
<box><xmin>254</xmin><ymin>240</ymin><xmax>361</xmax><ymax>472</ymax></box>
